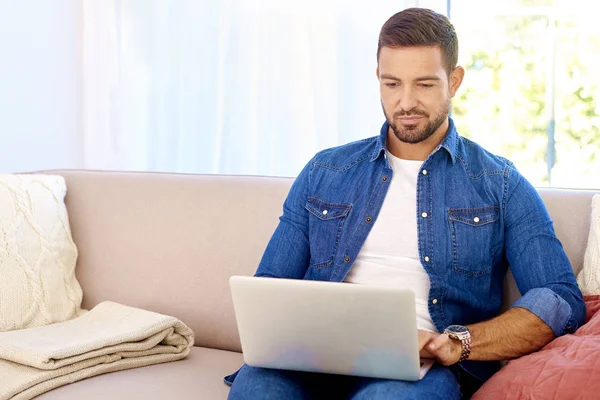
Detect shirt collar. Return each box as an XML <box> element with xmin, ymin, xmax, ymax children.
<box><xmin>370</xmin><ymin>117</ymin><xmax>458</xmax><ymax>165</ymax></box>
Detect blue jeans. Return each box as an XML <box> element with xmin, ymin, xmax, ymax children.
<box><xmin>227</xmin><ymin>363</ymin><xmax>461</xmax><ymax>400</ymax></box>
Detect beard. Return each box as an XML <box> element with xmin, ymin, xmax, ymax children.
<box><xmin>382</xmin><ymin>99</ymin><xmax>450</xmax><ymax>144</ymax></box>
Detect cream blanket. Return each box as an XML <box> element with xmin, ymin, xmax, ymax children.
<box><xmin>0</xmin><ymin>302</ymin><xmax>194</xmax><ymax>400</ymax></box>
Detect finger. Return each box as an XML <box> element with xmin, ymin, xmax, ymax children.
<box><xmin>418</xmin><ymin>330</ymin><xmax>435</xmax><ymax>350</ymax></box>
<box><xmin>428</xmin><ymin>334</ymin><xmax>461</xmax><ymax>366</ymax></box>
<box><xmin>427</xmin><ymin>334</ymin><xmax>453</xmax><ymax>363</ymax></box>
<box><xmin>420</xmin><ymin>348</ymin><xmax>435</xmax><ymax>359</ymax></box>
<box><xmin>418</xmin><ymin>331</ymin><xmax>437</xmax><ymax>358</ymax></box>
<box><xmin>428</xmin><ymin>333</ymin><xmax>450</xmax><ymax>352</ymax></box>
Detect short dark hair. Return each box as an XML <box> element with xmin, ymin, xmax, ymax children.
<box><xmin>377</xmin><ymin>8</ymin><xmax>458</xmax><ymax>74</ymax></box>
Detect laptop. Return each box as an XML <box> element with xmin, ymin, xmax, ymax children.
<box><xmin>229</xmin><ymin>276</ymin><xmax>434</xmax><ymax>381</ymax></box>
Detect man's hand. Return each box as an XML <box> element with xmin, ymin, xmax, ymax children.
<box><xmin>418</xmin><ymin>330</ymin><xmax>462</xmax><ymax>366</ymax></box>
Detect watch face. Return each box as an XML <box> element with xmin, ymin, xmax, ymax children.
<box><xmin>447</xmin><ymin>325</ymin><xmax>469</xmax><ymax>334</ymax></box>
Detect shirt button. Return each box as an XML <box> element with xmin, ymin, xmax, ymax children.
<box><xmin>432</xmin><ymin>299</ymin><xmax>438</xmax><ymax>305</ymax></box>
<box><xmin>365</xmin><ymin>217</ymin><xmax>372</xmax><ymax>223</ymax></box>
<box><xmin>382</xmin><ymin>176</ymin><xmax>389</xmax><ymax>182</ymax></box>
<box><xmin>424</xmin><ymin>256</ymin><xmax>430</xmax><ymax>262</ymax></box>
<box><xmin>566</xmin><ymin>326</ymin><xmax>573</xmax><ymax>333</ymax></box>
<box><xmin>322</xmin><ymin>210</ymin><xmax>328</xmax><ymax>215</ymax></box>
<box><xmin>422</xmin><ymin>169</ymin><xmax>428</xmax><ymax>175</ymax></box>
<box><xmin>421</xmin><ymin>212</ymin><xmax>428</xmax><ymax>218</ymax></box>
<box><xmin>344</xmin><ymin>256</ymin><xmax>351</xmax><ymax>263</ymax></box>
<box><xmin>473</xmin><ymin>217</ymin><xmax>480</xmax><ymax>223</ymax></box>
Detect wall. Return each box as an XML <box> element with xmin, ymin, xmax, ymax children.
<box><xmin>0</xmin><ymin>0</ymin><xmax>81</xmax><ymax>172</ymax></box>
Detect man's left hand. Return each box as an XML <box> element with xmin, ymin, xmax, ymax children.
<box><xmin>418</xmin><ymin>330</ymin><xmax>462</xmax><ymax>366</ymax></box>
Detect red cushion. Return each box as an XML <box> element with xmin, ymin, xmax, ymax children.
<box><xmin>472</xmin><ymin>296</ymin><xmax>600</xmax><ymax>400</ymax></box>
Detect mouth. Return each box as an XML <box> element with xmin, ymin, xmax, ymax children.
<box><xmin>397</xmin><ymin>116</ymin><xmax>424</xmax><ymax>125</ymax></box>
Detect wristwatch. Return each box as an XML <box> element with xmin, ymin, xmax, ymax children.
<box><xmin>444</xmin><ymin>325</ymin><xmax>471</xmax><ymax>363</ymax></box>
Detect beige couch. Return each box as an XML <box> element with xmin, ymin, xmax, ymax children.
<box><xmin>33</xmin><ymin>170</ymin><xmax>599</xmax><ymax>399</ymax></box>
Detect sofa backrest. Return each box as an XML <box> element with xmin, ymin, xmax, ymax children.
<box><xmin>43</xmin><ymin>170</ymin><xmax>598</xmax><ymax>353</ymax></box>
<box><xmin>48</xmin><ymin>170</ymin><xmax>288</xmax><ymax>352</ymax></box>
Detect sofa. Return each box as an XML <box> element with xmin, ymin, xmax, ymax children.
<box><xmin>31</xmin><ymin>169</ymin><xmax>599</xmax><ymax>399</ymax></box>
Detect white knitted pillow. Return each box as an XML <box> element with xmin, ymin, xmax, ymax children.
<box><xmin>0</xmin><ymin>175</ymin><xmax>83</xmax><ymax>331</ymax></box>
<box><xmin>578</xmin><ymin>195</ymin><xmax>600</xmax><ymax>296</ymax></box>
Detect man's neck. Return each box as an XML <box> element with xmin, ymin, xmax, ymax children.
<box><xmin>386</xmin><ymin>118</ymin><xmax>450</xmax><ymax>161</ymax></box>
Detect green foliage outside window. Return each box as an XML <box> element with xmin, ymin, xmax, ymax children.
<box><xmin>452</xmin><ymin>0</ymin><xmax>599</xmax><ymax>188</ymax></box>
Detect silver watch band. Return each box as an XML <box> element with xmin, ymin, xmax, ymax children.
<box><xmin>444</xmin><ymin>327</ymin><xmax>471</xmax><ymax>363</ymax></box>
<box><xmin>457</xmin><ymin>335</ymin><xmax>471</xmax><ymax>362</ymax></box>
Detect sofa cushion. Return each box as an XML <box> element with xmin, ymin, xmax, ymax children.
<box><xmin>0</xmin><ymin>175</ymin><xmax>82</xmax><ymax>331</ymax></box>
<box><xmin>578</xmin><ymin>195</ymin><xmax>600</xmax><ymax>295</ymax></box>
<box><xmin>472</xmin><ymin>295</ymin><xmax>600</xmax><ymax>400</ymax></box>
<box><xmin>35</xmin><ymin>346</ymin><xmax>242</xmax><ymax>399</ymax></box>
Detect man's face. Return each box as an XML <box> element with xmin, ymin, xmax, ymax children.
<box><xmin>377</xmin><ymin>46</ymin><xmax>461</xmax><ymax>144</ymax></box>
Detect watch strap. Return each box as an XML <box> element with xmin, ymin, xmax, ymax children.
<box><xmin>444</xmin><ymin>329</ymin><xmax>471</xmax><ymax>363</ymax></box>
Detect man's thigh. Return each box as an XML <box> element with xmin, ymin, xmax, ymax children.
<box><xmin>227</xmin><ymin>364</ymin><xmax>349</xmax><ymax>400</ymax></box>
<box><xmin>347</xmin><ymin>363</ymin><xmax>461</xmax><ymax>400</ymax></box>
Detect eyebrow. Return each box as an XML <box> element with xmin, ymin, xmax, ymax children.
<box><xmin>380</xmin><ymin>74</ymin><xmax>441</xmax><ymax>82</ymax></box>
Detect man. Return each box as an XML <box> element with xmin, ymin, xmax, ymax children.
<box><xmin>226</xmin><ymin>7</ymin><xmax>585</xmax><ymax>399</ymax></box>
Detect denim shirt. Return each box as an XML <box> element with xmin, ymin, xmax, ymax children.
<box><xmin>227</xmin><ymin>118</ymin><xmax>585</xmax><ymax>385</ymax></box>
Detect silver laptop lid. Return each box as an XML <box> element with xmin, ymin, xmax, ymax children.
<box><xmin>230</xmin><ymin>276</ymin><xmax>421</xmax><ymax>381</ymax></box>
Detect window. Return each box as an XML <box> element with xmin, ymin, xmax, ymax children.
<box><xmin>451</xmin><ymin>0</ymin><xmax>599</xmax><ymax>188</ymax></box>
<box><xmin>82</xmin><ymin>1</ymin><xmax>598</xmax><ymax>188</ymax></box>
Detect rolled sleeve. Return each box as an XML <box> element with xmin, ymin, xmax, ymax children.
<box><xmin>512</xmin><ymin>287</ymin><xmax>575</xmax><ymax>336</ymax></box>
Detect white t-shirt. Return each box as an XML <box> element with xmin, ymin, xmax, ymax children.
<box><xmin>344</xmin><ymin>151</ymin><xmax>436</xmax><ymax>332</ymax></box>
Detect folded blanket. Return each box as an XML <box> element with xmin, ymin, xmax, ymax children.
<box><xmin>0</xmin><ymin>301</ymin><xmax>194</xmax><ymax>400</ymax></box>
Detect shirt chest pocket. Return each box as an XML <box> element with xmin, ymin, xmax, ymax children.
<box><xmin>305</xmin><ymin>197</ymin><xmax>351</xmax><ymax>269</ymax></box>
<box><xmin>448</xmin><ymin>206</ymin><xmax>501</xmax><ymax>276</ymax></box>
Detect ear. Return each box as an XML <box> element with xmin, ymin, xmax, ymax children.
<box><xmin>449</xmin><ymin>66</ymin><xmax>465</xmax><ymax>98</ymax></box>
<box><xmin>376</xmin><ymin>66</ymin><xmax>380</xmax><ymax>80</ymax></box>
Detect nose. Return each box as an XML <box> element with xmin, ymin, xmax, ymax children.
<box><xmin>398</xmin><ymin>87</ymin><xmax>418</xmax><ymax>112</ymax></box>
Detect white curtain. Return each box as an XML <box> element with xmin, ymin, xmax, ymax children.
<box><xmin>82</xmin><ymin>0</ymin><xmax>422</xmax><ymax>177</ymax></box>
